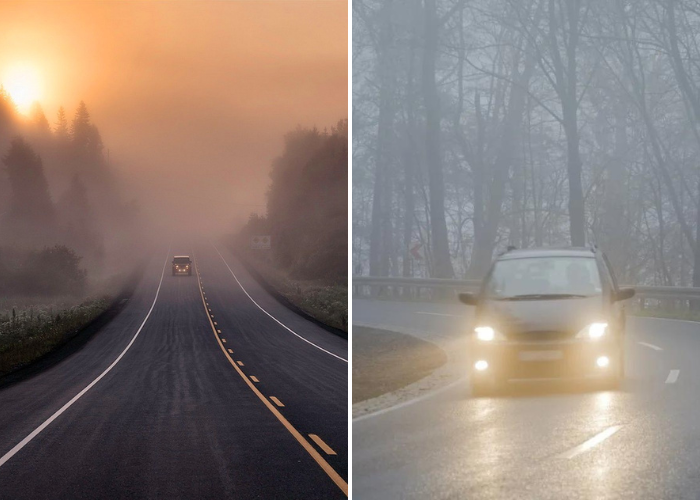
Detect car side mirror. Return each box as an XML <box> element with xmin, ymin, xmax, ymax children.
<box><xmin>459</xmin><ymin>292</ymin><xmax>479</xmax><ymax>306</ymax></box>
<box><xmin>614</xmin><ymin>287</ymin><xmax>635</xmax><ymax>302</ymax></box>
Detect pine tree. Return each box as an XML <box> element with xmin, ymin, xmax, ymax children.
<box><xmin>69</xmin><ymin>101</ymin><xmax>104</xmax><ymax>170</ymax></box>
<box><xmin>70</xmin><ymin>100</ymin><xmax>91</xmax><ymax>148</ymax></box>
<box><xmin>3</xmin><ymin>137</ymin><xmax>54</xmax><ymax>228</ymax></box>
<box><xmin>30</xmin><ymin>103</ymin><xmax>50</xmax><ymax>133</ymax></box>
<box><xmin>55</xmin><ymin>106</ymin><xmax>68</xmax><ymax>141</ymax></box>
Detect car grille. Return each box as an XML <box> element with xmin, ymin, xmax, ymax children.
<box><xmin>506</xmin><ymin>330</ymin><xmax>573</xmax><ymax>342</ymax></box>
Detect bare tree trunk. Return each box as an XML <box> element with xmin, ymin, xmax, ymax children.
<box><xmin>422</xmin><ymin>0</ymin><xmax>454</xmax><ymax>278</ymax></box>
<box><xmin>369</xmin><ymin>0</ymin><xmax>395</xmax><ymax>277</ymax></box>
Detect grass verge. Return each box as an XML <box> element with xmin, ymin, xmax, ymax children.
<box><xmin>235</xmin><ymin>249</ymin><xmax>347</xmax><ymax>335</ymax></box>
<box><xmin>0</xmin><ymin>298</ymin><xmax>110</xmax><ymax>376</ymax></box>
<box><xmin>0</xmin><ymin>262</ymin><xmax>145</xmax><ymax>379</ymax></box>
<box><xmin>353</xmin><ymin>326</ymin><xmax>446</xmax><ymax>403</ymax></box>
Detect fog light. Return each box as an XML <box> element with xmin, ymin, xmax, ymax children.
<box><xmin>474</xmin><ymin>360</ymin><xmax>489</xmax><ymax>371</ymax></box>
<box><xmin>596</xmin><ymin>356</ymin><xmax>610</xmax><ymax>368</ymax></box>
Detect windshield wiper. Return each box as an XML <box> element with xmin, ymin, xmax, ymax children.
<box><xmin>495</xmin><ymin>293</ymin><xmax>590</xmax><ymax>301</ymax></box>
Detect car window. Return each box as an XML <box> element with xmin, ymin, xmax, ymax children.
<box><xmin>484</xmin><ymin>256</ymin><xmax>602</xmax><ymax>299</ymax></box>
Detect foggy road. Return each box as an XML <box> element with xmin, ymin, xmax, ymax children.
<box><xmin>0</xmin><ymin>245</ymin><xmax>348</xmax><ymax>499</ymax></box>
<box><xmin>353</xmin><ymin>299</ymin><xmax>700</xmax><ymax>499</ymax></box>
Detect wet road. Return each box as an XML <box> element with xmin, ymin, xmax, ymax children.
<box><xmin>0</xmin><ymin>244</ymin><xmax>347</xmax><ymax>499</ymax></box>
<box><xmin>353</xmin><ymin>299</ymin><xmax>699</xmax><ymax>499</ymax></box>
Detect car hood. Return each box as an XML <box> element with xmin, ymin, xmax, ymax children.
<box><xmin>479</xmin><ymin>295</ymin><xmax>605</xmax><ymax>336</ymax></box>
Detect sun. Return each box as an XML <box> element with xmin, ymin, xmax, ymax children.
<box><xmin>2</xmin><ymin>64</ymin><xmax>42</xmax><ymax>115</ymax></box>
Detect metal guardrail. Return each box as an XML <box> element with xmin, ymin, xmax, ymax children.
<box><xmin>352</xmin><ymin>276</ymin><xmax>700</xmax><ymax>306</ymax></box>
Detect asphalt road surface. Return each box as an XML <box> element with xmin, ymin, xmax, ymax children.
<box><xmin>0</xmin><ymin>244</ymin><xmax>348</xmax><ymax>499</ymax></box>
<box><xmin>353</xmin><ymin>299</ymin><xmax>700</xmax><ymax>500</ymax></box>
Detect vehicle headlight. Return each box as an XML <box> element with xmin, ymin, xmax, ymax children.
<box><xmin>474</xmin><ymin>326</ymin><xmax>505</xmax><ymax>342</ymax></box>
<box><xmin>576</xmin><ymin>322</ymin><xmax>608</xmax><ymax>340</ymax></box>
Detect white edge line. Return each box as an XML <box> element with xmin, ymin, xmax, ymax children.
<box><xmin>666</xmin><ymin>369</ymin><xmax>680</xmax><ymax>384</ymax></box>
<box><xmin>353</xmin><ymin>375</ymin><xmax>469</xmax><ymax>423</ymax></box>
<box><xmin>0</xmin><ymin>250</ymin><xmax>170</xmax><ymax>469</ymax></box>
<box><xmin>212</xmin><ymin>243</ymin><xmax>347</xmax><ymax>363</ymax></box>
<box><xmin>559</xmin><ymin>425</ymin><xmax>623</xmax><ymax>459</ymax></box>
<box><xmin>638</xmin><ymin>341</ymin><xmax>663</xmax><ymax>351</ymax></box>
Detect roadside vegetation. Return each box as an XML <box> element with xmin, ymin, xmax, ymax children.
<box><xmin>353</xmin><ymin>326</ymin><xmax>446</xmax><ymax>403</ymax></box>
<box><xmin>0</xmin><ymin>90</ymin><xmax>142</xmax><ymax>378</ymax></box>
<box><xmin>0</xmin><ymin>297</ymin><xmax>109</xmax><ymax>377</ymax></box>
<box><xmin>232</xmin><ymin>120</ymin><xmax>348</xmax><ymax>333</ymax></box>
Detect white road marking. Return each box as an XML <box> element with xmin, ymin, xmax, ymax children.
<box><xmin>213</xmin><ymin>244</ymin><xmax>347</xmax><ymax>363</ymax></box>
<box><xmin>666</xmin><ymin>370</ymin><xmax>680</xmax><ymax>384</ymax></box>
<box><xmin>415</xmin><ymin>312</ymin><xmax>461</xmax><ymax>318</ymax></box>
<box><xmin>559</xmin><ymin>425</ymin><xmax>623</xmax><ymax>459</ymax></box>
<box><xmin>0</xmin><ymin>250</ymin><xmax>170</xmax><ymax>469</ymax></box>
<box><xmin>353</xmin><ymin>375</ymin><xmax>469</xmax><ymax>423</ymax></box>
<box><xmin>638</xmin><ymin>341</ymin><xmax>663</xmax><ymax>351</ymax></box>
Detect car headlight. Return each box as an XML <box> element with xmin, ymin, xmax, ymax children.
<box><xmin>474</xmin><ymin>326</ymin><xmax>505</xmax><ymax>342</ymax></box>
<box><xmin>576</xmin><ymin>322</ymin><xmax>608</xmax><ymax>340</ymax></box>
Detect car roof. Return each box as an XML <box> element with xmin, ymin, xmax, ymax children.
<box><xmin>497</xmin><ymin>246</ymin><xmax>595</xmax><ymax>260</ymax></box>
<box><xmin>173</xmin><ymin>255</ymin><xmax>191</xmax><ymax>259</ymax></box>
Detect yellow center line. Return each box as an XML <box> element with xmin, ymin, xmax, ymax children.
<box><xmin>309</xmin><ymin>434</ymin><xmax>337</xmax><ymax>456</ymax></box>
<box><xmin>193</xmin><ymin>255</ymin><xmax>347</xmax><ymax>496</ymax></box>
<box><xmin>237</xmin><ymin>361</ymin><xmax>244</xmax><ymax>366</ymax></box>
<box><xmin>227</xmin><ymin>349</ymin><xmax>233</xmax><ymax>354</ymax></box>
<box><xmin>250</xmin><ymin>376</ymin><xmax>259</xmax><ymax>383</ymax></box>
<box><xmin>270</xmin><ymin>396</ymin><xmax>285</xmax><ymax>407</ymax></box>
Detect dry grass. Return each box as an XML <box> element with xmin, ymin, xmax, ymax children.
<box><xmin>352</xmin><ymin>326</ymin><xmax>447</xmax><ymax>403</ymax></box>
<box><xmin>238</xmin><ymin>250</ymin><xmax>347</xmax><ymax>333</ymax></box>
<box><xmin>0</xmin><ymin>297</ymin><xmax>110</xmax><ymax>376</ymax></box>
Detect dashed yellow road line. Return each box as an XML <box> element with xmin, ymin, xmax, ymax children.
<box><xmin>309</xmin><ymin>434</ymin><xmax>337</xmax><ymax>456</ymax></box>
<box><xmin>270</xmin><ymin>397</ymin><xmax>284</xmax><ymax>407</ymax></box>
<box><xmin>237</xmin><ymin>361</ymin><xmax>244</xmax><ymax>366</ymax></box>
<box><xmin>250</xmin><ymin>376</ymin><xmax>259</xmax><ymax>383</ymax></box>
<box><xmin>227</xmin><ymin>349</ymin><xmax>233</xmax><ymax>354</ymax></box>
<box><xmin>193</xmin><ymin>255</ymin><xmax>347</xmax><ymax>496</ymax></box>
<box><xmin>222</xmin><ymin>338</ymin><xmax>227</xmax><ymax>343</ymax></box>
<box><xmin>217</xmin><ymin>329</ymin><xmax>222</xmax><ymax>334</ymax></box>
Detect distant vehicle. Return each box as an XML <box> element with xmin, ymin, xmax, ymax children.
<box><xmin>172</xmin><ymin>256</ymin><xmax>192</xmax><ymax>276</ymax></box>
<box><xmin>459</xmin><ymin>247</ymin><xmax>635</xmax><ymax>395</ymax></box>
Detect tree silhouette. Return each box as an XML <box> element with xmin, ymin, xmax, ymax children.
<box><xmin>257</xmin><ymin>120</ymin><xmax>348</xmax><ymax>282</ymax></box>
<box><xmin>54</xmin><ymin>106</ymin><xmax>68</xmax><ymax>141</ymax></box>
<box><xmin>70</xmin><ymin>101</ymin><xmax>104</xmax><ymax>171</ymax></box>
<box><xmin>3</xmin><ymin>137</ymin><xmax>55</xmax><ymax>238</ymax></box>
<box><xmin>30</xmin><ymin>103</ymin><xmax>50</xmax><ymax>134</ymax></box>
<box><xmin>57</xmin><ymin>174</ymin><xmax>104</xmax><ymax>263</ymax></box>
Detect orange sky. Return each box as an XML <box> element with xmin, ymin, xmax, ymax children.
<box><xmin>0</xmin><ymin>1</ymin><xmax>347</xmax><ymax>233</ymax></box>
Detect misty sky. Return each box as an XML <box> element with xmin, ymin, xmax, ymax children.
<box><xmin>0</xmin><ymin>1</ymin><xmax>347</xmax><ymax>234</ymax></box>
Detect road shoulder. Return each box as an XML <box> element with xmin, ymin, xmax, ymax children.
<box><xmin>352</xmin><ymin>322</ymin><xmax>467</xmax><ymax>420</ymax></box>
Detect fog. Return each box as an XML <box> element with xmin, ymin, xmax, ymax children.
<box><xmin>353</xmin><ymin>0</ymin><xmax>700</xmax><ymax>288</ymax></box>
<box><xmin>0</xmin><ymin>0</ymin><xmax>347</xmax><ymax>237</ymax></box>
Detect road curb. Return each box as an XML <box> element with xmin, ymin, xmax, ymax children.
<box><xmin>352</xmin><ymin>322</ymin><xmax>466</xmax><ymax>420</ymax></box>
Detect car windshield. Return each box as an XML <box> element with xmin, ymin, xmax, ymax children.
<box><xmin>484</xmin><ymin>256</ymin><xmax>602</xmax><ymax>299</ymax></box>
<box><xmin>173</xmin><ymin>257</ymin><xmax>190</xmax><ymax>264</ymax></box>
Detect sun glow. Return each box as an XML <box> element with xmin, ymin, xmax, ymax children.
<box><xmin>2</xmin><ymin>64</ymin><xmax>42</xmax><ymax>114</ymax></box>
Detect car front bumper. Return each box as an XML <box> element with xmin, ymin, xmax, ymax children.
<box><xmin>470</xmin><ymin>338</ymin><xmax>621</xmax><ymax>382</ymax></box>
